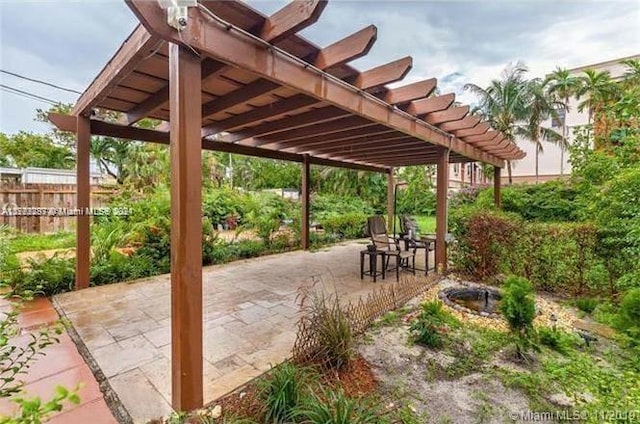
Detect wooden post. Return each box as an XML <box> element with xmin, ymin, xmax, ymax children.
<box><xmin>387</xmin><ymin>168</ymin><xmax>394</xmax><ymax>233</ymax></box>
<box><xmin>75</xmin><ymin>115</ymin><xmax>91</xmax><ymax>290</ymax></box>
<box><xmin>435</xmin><ymin>148</ymin><xmax>449</xmax><ymax>273</ymax></box>
<box><xmin>494</xmin><ymin>166</ymin><xmax>501</xmax><ymax>209</ymax></box>
<box><xmin>169</xmin><ymin>43</ymin><xmax>203</xmax><ymax>411</ymax></box>
<box><xmin>301</xmin><ymin>154</ymin><xmax>310</xmax><ymax>250</ymax></box>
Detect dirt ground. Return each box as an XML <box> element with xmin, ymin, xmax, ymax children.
<box><xmin>359</xmin><ymin>323</ymin><xmax>536</xmax><ymax>424</ymax></box>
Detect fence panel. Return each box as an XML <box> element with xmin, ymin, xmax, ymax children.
<box><xmin>0</xmin><ymin>183</ymin><xmax>114</xmax><ymax>233</ymax></box>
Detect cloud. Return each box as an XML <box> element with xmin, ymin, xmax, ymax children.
<box><xmin>0</xmin><ymin>0</ymin><xmax>638</xmax><ymax>134</ymax></box>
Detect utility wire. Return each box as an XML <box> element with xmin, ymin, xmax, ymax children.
<box><xmin>0</xmin><ymin>84</ymin><xmax>61</xmax><ymax>105</ymax></box>
<box><xmin>0</xmin><ymin>69</ymin><xmax>82</xmax><ymax>95</ymax></box>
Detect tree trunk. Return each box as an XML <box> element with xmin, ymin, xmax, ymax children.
<box><xmin>535</xmin><ymin>148</ymin><xmax>539</xmax><ymax>184</ymax></box>
<box><xmin>507</xmin><ymin>160</ymin><xmax>513</xmax><ymax>185</ymax></box>
<box><xmin>560</xmin><ymin>96</ymin><xmax>568</xmax><ymax>176</ymax></box>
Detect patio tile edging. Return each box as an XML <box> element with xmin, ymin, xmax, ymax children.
<box><xmin>51</xmin><ymin>297</ymin><xmax>134</xmax><ymax>424</ymax></box>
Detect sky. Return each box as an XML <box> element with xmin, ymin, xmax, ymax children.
<box><xmin>0</xmin><ymin>0</ymin><xmax>638</xmax><ymax>135</ymax></box>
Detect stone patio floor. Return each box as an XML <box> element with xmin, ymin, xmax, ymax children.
<box><xmin>54</xmin><ymin>241</ymin><xmax>433</xmax><ymax>423</ymax></box>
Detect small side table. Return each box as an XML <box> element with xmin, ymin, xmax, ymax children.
<box><xmin>360</xmin><ymin>249</ymin><xmax>386</xmax><ymax>282</ymax></box>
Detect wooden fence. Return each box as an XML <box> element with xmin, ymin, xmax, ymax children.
<box><xmin>291</xmin><ymin>274</ymin><xmax>439</xmax><ymax>366</ymax></box>
<box><xmin>0</xmin><ymin>183</ymin><xmax>114</xmax><ymax>233</ymax></box>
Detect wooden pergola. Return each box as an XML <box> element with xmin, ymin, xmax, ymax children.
<box><xmin>49</xmin><ymin>0</ymin><xmax>524</xmax><ymax>411</ymax></box>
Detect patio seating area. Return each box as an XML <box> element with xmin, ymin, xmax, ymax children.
<box><xmin>54</xmin><ymin>241</ymin><xmax>434</xmax><ymax>423</ymax></box>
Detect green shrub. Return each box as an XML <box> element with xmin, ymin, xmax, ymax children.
<box><xmin>3</xmin><ymin>254</ymin><xmax>75</xmax><ymax>297</ymax></box>
<box><xmin>90</xmin><ymin>252</ymin><xmax>164</xmax><ymax>286</ymax></box>
<box><xmin>500</xmin><ymin>276</ymin><xmax>537</xmax><ymax>359</ymax></box>
<box><xmin>619</xmin><ymin>288</ymin><xmax>640</xmax><ymax>342</ymax></box>
<box><xmin>311</xmin><ymin>194</ymin><xmax>374</xmax><ymax>223</ymax></box>
<box><xmin>321</xmin><ymin>212</ymin><xmax>367</xmax><ymax>239</ymax></box>
<box><xmin>575</xmin><ymin>298</ymin><xmax>599</xmax><ymax>314</ymax></box>
<box><xmin>258</xmin><ymin>362</ymin><xmax>313</xmax><ymax>423</ymax></box>
<box><xmin>409</xmin><ymin>301</ymin><xmax>459</xmax><ymax>348</ymax></box>
<box><xmin>538</xmin><ymin>327</ymin><xmax>577</xmax><ymax>354</ymax></box>
<box><xmin>475</xmin><ymin>181</ymin><xmax>579</xmax><ymax>222</ymax></box>
<box><xmin>293</xmin><ymin>388</ymin><xmax>381</xmax><ymax>424</ymax></box>
<box><xmin>450</xmin><ymin>208</ymin><xmax>600</xmax><ymax>295</ymax></box>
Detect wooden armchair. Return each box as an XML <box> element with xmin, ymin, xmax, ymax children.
<box><xmin>367</xmin><ymin>216</ymin><xmax>415</xmax><ymax>281</ymax></box>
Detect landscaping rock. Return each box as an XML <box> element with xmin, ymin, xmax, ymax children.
<box><xmin>547</xmin><ymin>392</ymin><xmax>575</xmax><ymax>408</ymax></box>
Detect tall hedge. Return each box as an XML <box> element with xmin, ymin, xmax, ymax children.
<box><xmin>450</xmin><ymin>208</ymin><xmax>601</xmax><ymax>296</ymax></box>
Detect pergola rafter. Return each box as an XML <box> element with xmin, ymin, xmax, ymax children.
<box><xmin>49</xmin><ymin>0</ymin><xmax>524</xmax><ymax>412</ymax></box>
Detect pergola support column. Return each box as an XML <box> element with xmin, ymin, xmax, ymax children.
<box><xmin>494</xmin><ymin>166</ymin><xmax>501</xmax><ymax>208</ymax></box>
<box><xmin>169</xmin><ymin>43</ymin><xmax>203</xmax><ymax>411</ymax></box>
<box><xmin>387</xmin><ymin>168</ymin><xmax>394</xmax><ymax>233</ymax></box>
<box><xmin>75</xmin><ymin>115</ymin><xmax>91</xmax><ymax>290</ymax></box>
<box><xmin>301</xmin><ymin>154</ymin><xmax>310</xmax><ymax>250</ymax></box>
<box><xmin>435</xmin><ymin>148</ymin><xmax>450</xmax><ymax>273</ymax></box>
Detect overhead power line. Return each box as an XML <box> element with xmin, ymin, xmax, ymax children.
<box><xmin>0</xmin><ymin>84</ymin><xmax>61</xmax><ymax>106</ymax></box>
<box><xmin>0</xmin><ymin>69</ymin><xmax>82</xmax><ymax>95</ymax></box>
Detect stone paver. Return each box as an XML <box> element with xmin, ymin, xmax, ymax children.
<box><xmin>54</xmin><ymin>241</ymin><xmax>433</xmax><ymax>423</ymax></box>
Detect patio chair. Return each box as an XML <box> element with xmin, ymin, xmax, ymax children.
<box><xmin>367</xmin><ymin>216</ymin><xmax>415</xmax><ymax>281</ymax></box>
<box><xmin>399</xmin><ymin>215</ymin><xmax>436</xmax><ymax>274</ymax></box>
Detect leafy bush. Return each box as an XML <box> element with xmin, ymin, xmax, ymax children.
<box><xmin>409</xmin><ymin>301</ymin><xmax>459</xmax><ymax>348</ymax></box>
<box><xmin>321</xmin><ymin>212</ymin><xmax>367</xmax><ymax>239</ymax></box>
<box><xmin>476</xmin><ymin>181</ymin><xmax>579</xmax><ymax>222</ymax></box>
<box><xmin>619</xmin><ymin>288</ymin><xmax>640</xmax><ymax>342</ymax></box>
<box><xmin>311</xmin><ymin>194</ymin><xmax>374</xmax><ymax>223</ymax></box>
<box><xmin>449</xmin><ymin>186</ymin><xmax>486</xmax><ymax>209</ymax></box>
<box><xmin>293</xmin><ymin>388</ymin><xmax>381</xmax><ymax>424</ymax></box>
<box><xmin>538</xmin><ymin>327</ymin><xmax>578</xmax><ymax>355</ymax></box>
<box><xmin>500</xmin><ymin>276</ymin><xmax>537</xmax><ymax>360</ymax></box>
<box><xmin>203</xmin><ymin>188</ymin><xmax>248</xmax><ymax>227</ymax></box>
<box><xmin>258</xmin><ymin>362</ymin><xmax>313</xmax><ymax>423</ymax></box>
<box><xmin>3</xmin><ymin>254</ymin><xmax>75</xmax><ymax>297</ymax></box>
<box><xmin>575</xmin><ymin>298</ymin><xmax>599</xmax><ymax>314</ymax></box>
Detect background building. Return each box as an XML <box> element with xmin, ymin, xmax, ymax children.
<box><xmin>507</xmin><ymin>54</ymin><xmax>639</xmax><ymax>184</ymax></box>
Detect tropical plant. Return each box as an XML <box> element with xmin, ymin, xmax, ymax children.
<box><xmin>576</xmin><ymin>69</ymin><xmax>616</xmax><ymax>139</ymax></box>
<box><xmin>464</xmin><ymin>62</ymin><xmax>530</xmax><ymax>184</ymax></box>
<box><xmin>500</xmin><ymin>276</ymin><xmax>538</xmax><ymax>360</ymax></box>
<box><xmin>293</xmin><ymin>388</ymin><xmax>382</xmax><ymax>424</ymax></box>
<box><xmin>545</xmin><ymin>67</ymin><xmax>583</xmax><ymax>175</ymax></box>
<box><xmin>517</xmin><ymin>78</ymin><xmax>564</xmax><ymax>183</ymax></box>
<box><xmin>297</xmin><ymin>287</ymin><xmax>354</xmax><ymax>370</ymax></box>
<box><xmin>258</xmin><ymin>362</ymin><xmax>314</xmax><ymax>423</ymax></box>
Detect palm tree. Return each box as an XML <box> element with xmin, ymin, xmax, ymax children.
<box><xmin>464</xmin><ymin>62</ymin><xmax>530</xmax><ymax>184</ymax></box>
<box><xmin>517</xmin><ymin>78</ymin><xmax>564</xmax><ymax>183</ymax></box>
<box><xmin>621</xmin><ymin>58</ymin><xmax>640</xmax><ymax>87</ymax></box>
<box><xmin>576</xmin><ymin>69</ymin><xmax>615</xmax><ymax>126</ymax></box>
<box><xmin>545</xmin><ymin>68</ymin><xmax>582</xmax><ymax>176</ymax></box>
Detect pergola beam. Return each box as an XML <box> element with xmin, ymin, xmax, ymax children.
<box><xmin>440</xmin><ymin>115</ymin><xmax>481</xmax><ymax>132</ymax></box>
<box><xmin>276</xmin><ymin>127</ymin><xmax>396</xmax><ymax>150</ymax></box>
<box><xmin>72</xmin><ymin>25</ymin><xmax>162</xmax><ymax>116</ymax></box>
<box><xmin>75</xmin><ymin>116</ymin><xmax>91</xmax><ymax>290</ymax></box>
<box><xmin>126</xmin><ymin>0</ymin><xmax>506</xmax><ymax>167</ymax></box>
<box><xmin>352</xmin><ymin>56</ymin><xmax>413</xmax><ymax>90</ymax></box>
<box><xmin>463</xmin><ymin>130</ymin><xmax>500</xmax><ymax>143</ymax></box>
<box><xmin>259</xmin><ymin>0</ymin><xmax>327</xmax><ymax>43</ymax></box>
<box><xmin>220</xmin><ymin>106</ymin><xmax>350</xmax><ymax>143</ymax></box>
<box><xmin>204</xmin><ymin>94</ymin><xmax>319</xmax><ymax>135</ymax></box>
<box><xmin>425</xmin><ymin>105</ymin><xmax>469</xmax><ymax>125</ymax></box>
<box><xmin>454</xmin><ymin>122</ymin><xmax>490</xmax><ymax>137</ymax></box>
<box><xmin>47</xmin><ymin>113</ymin><xmax>389</xmax><ymax>174</ymax></box>
<box><xmin>312</xmin><ymin>25</ymin><xmax>377</xmax><ymax>70</ymax></box>
<box><xmin>304</xmin><ymin>132</ymin><xmax>410</xmax><ymax>153</ymax></box>
<box><xmin>404</xmin><ymin>93</ymin><xmax>455</xmax><ymax>116</ymax></box>
<box><xmin>381</xmin><ymin>78</ymin><xmax>437</xmax><ymax>105</ymax></box>
<box><xmin>250</xmin><ymin>116</ymin><xmax>376</xmax><ymax>146</ymax></box>
<box><xmin>123</xmin><ymin>0</ymin><xmax>327</xmax><ymax>125</ymax></box>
